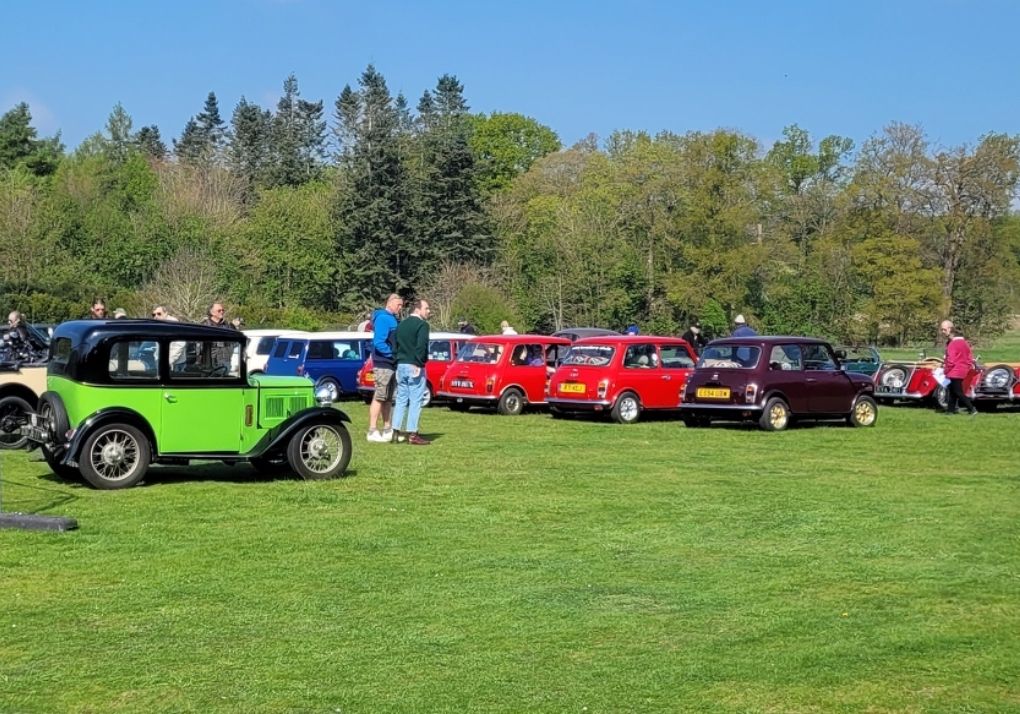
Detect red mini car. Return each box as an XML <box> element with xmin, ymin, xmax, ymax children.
<box><xmin>436</xmin><ymin>335</ymin><xmax>571</xmax><ymax>415</ymax></box>
<box><xmin>873</xmin><ymin>358</ymin><xmax>979</xmax><ymax>409</ymax></box>
<box><xmin>356</xmin><ymin>331</ymin><xmax>472</xmax><ymax>406</ymax></box>
<box><xmin>547</xmin><ymin>335</ymin><xmax>697</xmax><ymax>424</ymax></box>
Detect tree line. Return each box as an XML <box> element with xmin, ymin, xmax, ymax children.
<box><xmin>1</xmin><ymin>65</ymin><xmax>1018</xmax><ymax>343</ymax></box>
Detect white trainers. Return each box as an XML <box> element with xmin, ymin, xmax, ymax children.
<box><xmin>380</xmin><ymin>428</ymin><xmax>394</xmax><ymax>442</ymax></box>
<box><xmin>367</xmin><ymin>430</ymin><xmax>385</xmax><ymax>443</ymax></box>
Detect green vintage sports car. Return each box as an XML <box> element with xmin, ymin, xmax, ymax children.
<box><xmin>12</xmin><ymin>320</ymin><xmax>353</xmax><ymax>489</ymax></box>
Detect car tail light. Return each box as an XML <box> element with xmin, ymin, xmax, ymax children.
<box><xmin>745</xmin><ymin>383</ymin><xmax>758</xmax><ymax>404</ymax></box>
<box><xmin>486</xmin><ymin>376</ymin><xmax>495</xmax><ymax>393</ymax></box>
<box><xmin>597</xmin><ymin>379</ymin><xmax>609</xmax><ymax>399</ymax></box>
<box><xmin>679</xmin><ymin>381</ymin><xmax>688</xmax><ymax>402</ymax></box>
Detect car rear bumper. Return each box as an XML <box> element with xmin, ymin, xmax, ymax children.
<box><xmin>437</xmin><ymin>392</ymin><xmax>498</xmax><ymax>405</ymax></box>
<box><xmin>547</xmin><ymin>397</ymin><xmax>611</xmax><ymax>411</ymax></box>
<box><xmin>679</xmin><ymin>403</ymin><xmax>763</xmax><ymax>412</ymax></box>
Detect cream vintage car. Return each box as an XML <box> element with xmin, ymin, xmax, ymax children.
<box><xmin>0</xmin><ymin>363</ymin><xmax>47</xmax><ymax>449</ymax></box>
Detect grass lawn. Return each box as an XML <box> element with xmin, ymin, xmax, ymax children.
<box><xmin>2</xmin><ymin>399</ymin><xmax>1019</xmax><ymax>712</ymax></box>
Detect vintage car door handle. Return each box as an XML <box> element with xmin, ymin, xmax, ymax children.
<box><xmin>806</xmin><ymin>378</ymin><xmax>817</xmax><ymax>383</ymax></box>
<box><xmin>661</xmin><ymin>375</ymin><xmax>671</xmax><ymax>380</ymax></box>
<box><xmin>163</xmin><ymin>393</ymin><xmax>177</xmax><ymax>403</ymax></box>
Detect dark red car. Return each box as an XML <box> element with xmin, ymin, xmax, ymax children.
<box><xmin>436</xmin><ymin>335</ymin><xmax>571</xmax><ymax>415</ymax></box>
<box><xmin>547</xmin><ymin>335</ymin><xmax>697</xmax><ymax>423</ymax></box>
<box><xmin>679</xmin><ymin>336</ymin><xmax>878</xmax><ymax>431</ymax></box>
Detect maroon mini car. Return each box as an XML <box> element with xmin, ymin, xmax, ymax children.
<box><xmin>547</xmin><ymin>335</ymin><xmax>697</xmax><ymax>423</ymax></box>
<box><xmin>679</xmin><ymin>336</ymin><xmax>878</xmax><ymax>431</ymax></box>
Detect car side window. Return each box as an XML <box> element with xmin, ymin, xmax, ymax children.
<box><xmin>802</xmin><ymin>344</ymin><xmax>836</xmax><ymax>371</ymax></box>
<box><xmin>273</xmin><ymin>340</ymin><xmax>289</xmax><ymax>358</ymax></box>
<box><xmin>287</xmin><ymin>341</ymin><xmax>303</xmax><ymax>358</ymax></box>
<box><xmin>624</xmin><ymin>344</ymin><xmax>656</xmax><ymax>368</ymax></box>
<box><xmin>307</xmin><ymin>341</ymin><xmax>332</xmax><ymax>360</ymax></box>
<box><xmin>769</xmin><ymin>344</ymin><xmax>802</xmax><ymax>371</ymax></box>
<box><xmin>170</xmin><ymin>340</ymin><xmax>241</xmax><ymax>380</ymax></box>
<box><xmin>660</xmin><ymin>344</ymin><xmax>695</xmax><ymax>369</ymax></box>
<box><xmin>334</xmin><ymin>341</ymin><xmax>359</xmax><ymax>360</ymax></box>
<box><xmin>108</xmin><ymin>340</ymin><xmax>159</xmax><ymax>381</ymax></box>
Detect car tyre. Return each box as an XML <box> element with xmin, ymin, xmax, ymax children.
<box><xmin>611</xmin><ymin>392</ymin><xmax>641</xmax><ymax>424</ymax></box>
<box><xmin>36</xmin><ymin>393</ymin><xmax>78</xmax><ymax>479</ymax></box>
<box><xmin>848</xmin><ymin>395</ymin><xmax>878</xmax><ymax>427</ymax></box>
<box><xmin>759</xmin><ymin>397</ymin><xmax>790</xmax><ymax>431</ymax></box>
<box><xmin>422</xmin><ymin>384</ymin><xmax>433</xmax><ymax>408</ymax></box>
<box><xmin>497</xmin><ymin>388</ymin><xmax>525</xmax><ymax>416</ymax></box>
<box><xmin>0</xmin><ymin>395</ymin><xmax>33</xmax><ymax>449</ymax></box>
<box><xmin>286</xmin><ymin>421</ymin><xmax>352</xmax><ymax>480</ymax></box>
<box><xmin>79</xmin><ymin>423</ymin><xmax>151</xmax><ymax>489</ymax></box>
<box><xmin>933</xmin><ymin>385</ymin><xmax>948</xmax><ymax>410</ymax></box>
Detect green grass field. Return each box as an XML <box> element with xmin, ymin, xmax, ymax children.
<box><xmin>2</xmin><ymin>398</ymin><xmax>1019</xmax><ymax>712</ymax></box>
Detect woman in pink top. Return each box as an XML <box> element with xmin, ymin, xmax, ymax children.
<box><xmin>940</xmin><ymin>320</ymin><xmax>976</xmax><ymax>415</ymax></box>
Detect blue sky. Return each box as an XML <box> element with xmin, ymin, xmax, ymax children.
<box><xmin>3</xmin><ymin>0</ymin><xmax>1018</xmax><ymax>153</ymax></box>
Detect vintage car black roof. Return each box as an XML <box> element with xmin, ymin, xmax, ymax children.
<box><xmin>52</xmin><ymin>319</ymin><xmax>244</xmax><ymax>345</ymax></box>
<box><xmin>49</xmin><ymin>320</ymin><xmax>245</xmax><ymax>382</ymax></box>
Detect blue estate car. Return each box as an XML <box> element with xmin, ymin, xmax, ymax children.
<box><xmin>264</xmin><ymin>331</ymin><xmax>371</xmax><ymax>400</ymax></box>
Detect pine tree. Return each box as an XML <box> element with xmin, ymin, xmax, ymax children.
<box><xmin>105</xmin><ymin>103</ymin><xmax>134</xmax><ymax>163</ymax></box>
<box><xmin>333</xmin><ymin>64</ymin><xmax>413</xmax><ymax>305</ymax></box>
<box><xmin>410</xmin><ymin>74</ymin><xmax>490</xmax><ymax>273</ymax></box>
<box><xmin>135</xmin><ymin>125</ymin><xmax>167</xmax><ymax>160</ymax></box>
<box><xmin>269</xmin><ymin>74</ymin><xmax>325</xmax><ymax>186</ymax></box>
<box><xmin>0</xmin><ymin>102</ymin><xmax>63</xmax><ymax>175</ymax></box>
<box><xmin>196</xmin><ymin>92</ymin><xmax>226</xmax><ymax>158</ymax></box>
<box><xmin>174</xmin><ymin>118</ymin><xmax>206</xmax><ymax>164</ymax></box>
<box><xmin>228</xmin><ymin>97</ymin><xmax>273</xmax><ymax>200</ymax></box>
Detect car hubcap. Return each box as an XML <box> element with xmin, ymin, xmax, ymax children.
<box><xmin>301</xmin><ymin>426</ymin><xmax>343</xmax><ymax>474</ymax></box>
<box><xmin>91</xmin><ymin>430</ymin><xmax>139</xmax><ymax>481</ymax></box>
<box><xmin>855</xmin><ymin>401</ymin><xmax>875</xmax><ymax>425</ymax></box>
<box><xmin>621</xmin><ymin>398</ymin><xmax>638</xmax><ymax>421</ymax></box>
<box><xmin>507</xmin><ymin>395</ymin><xmax>520</xmax><ymax>412</ymax></box>
<box><xmin>0</xmin><ymin>403</ymin><xmax>28</xmax><ymax>448</ymax></box>
<box><xmin>769</xmin><ymin>405</ymin><xmax>788</xmax><ymax>429</ymax></box>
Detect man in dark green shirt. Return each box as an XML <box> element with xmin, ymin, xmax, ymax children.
<box><xmin>391</xmin><ymin>298</ymin><xmax>432</xmax><ymax>445</ymax></box>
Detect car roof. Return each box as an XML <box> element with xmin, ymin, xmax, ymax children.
<box><xmin>572</xmin><ymin>334</ymin><xmax>691</xmax><ymax>345</ymax></box>
<box><xmin>283</xmin><ymin>331</ymin><xmax>371</xmax><ymax>341</ymax></box>
<box><xmin>52</xmin><ymin>319</ymin><xmax>247</xmax><ymax>344</ymax></box>
<box><xmin>705</xmin><ymin>336</ymin><xmax>833</xmax><ymax>346</ymax></box>
<box><xmin>243</xmin><ymin>329</ymin><xmax>309</xmax><ymax>338</ymax></box>
<box><xmin>552</xmin><ymin>327</ymin><xmax>621</xmax><ymax>339</ymax></box>
<box><xmin>469</xmin><ymin>334</ymin><xmax>572</xmax><ymax>345</ymax></box>
<box><xmin>429</xmin><ymin>331</ymin><xmax>474</xmax><ymax>340</ymax></box>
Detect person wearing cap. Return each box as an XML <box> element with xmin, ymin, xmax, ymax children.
<box><xmin>731</xmin><ymin>313</ymin><xmax>757</xmax><ymax>338</ymax></box>
<box><xmin>457</xmin><ymin>318</ymin><xmax>476</xmax><ymax>335</ymax></box>
<box><xmin>625</xmin><ymin>324</ymin><xmax>640</xmax><ymax>335</ymax></box>
<box><xmin>113</xmin><ymin>308</ymin><xmax>128</xmax><ymax>319</ymax></box>
<box><xmin>681</xmin><ymin>319</ymin><xmax>707</xmax><ymax>355</ymax></box>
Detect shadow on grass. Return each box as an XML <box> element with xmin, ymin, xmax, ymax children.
<box><xmin>0</xmin><ymin>472</ymin><xmax>79</xmax><ymax>514</ymax></box>
<box><xmin>33</xmin><ymin>460</ymin><xmax>359</xmax><ymax>489</ymax></box>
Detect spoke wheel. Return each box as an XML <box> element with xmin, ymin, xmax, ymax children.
<box><xmin>286</xmin><ymin>422</ymin><xmax>352</xmax><ymax>480</ymax></box>
<box><xmin>759</xmin><ymin>397</ymin><xmax>790</xmax><ymax>431</ymax></box>
<box><xmin>80</xmin><ymin>423</ymin><xmax>150</xmax><ymax>489</ymax></box>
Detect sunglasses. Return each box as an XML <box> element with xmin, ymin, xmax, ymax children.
<box><xmin>152</xmin><ymin>312</ymin><xmax>163</xmax><ymax>317</ymax></box>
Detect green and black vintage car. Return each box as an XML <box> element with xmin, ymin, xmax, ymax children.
<box><xmin>9</xmin><ymin>320</ymin><xmax>353</xmax><ymax>489</ymax></box>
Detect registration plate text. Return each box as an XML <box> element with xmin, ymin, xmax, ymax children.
<box><xmin>696</xmin><ymin>387</ymin><xmax>731</xmax><ymax>399</ymax></box>
<box><xmin>559</xmin><ymin>383</ymin><xmax>586</xmax><ymax>394</ymax></box>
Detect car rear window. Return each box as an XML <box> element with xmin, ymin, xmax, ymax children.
<box><xmin>429</xmin><ymin>340</ymin><xmax>453</xmax><ymax>361</ymax></box>
<box><xmin>457</xmin><ymin>342</ymin><xmax>502</xmax><ymax>364</ymax></box>
<box><xmin>660</xmin><ymin>344</ymin><xmax>695</xmax><ymax>369</ymax></box>
<box><xmin>698</xmin><ymin>344</ymin><xmax>761</xmax><ymax>369</ymax></box>
<box><xmin>108</xmin><ymin>340</ymin><xmax>159</xmax><ymax>381</ymax></box>
<box><xmin>562</xmin><ymin>345</ymin><xmax>614</xmax><ymax>367</ymax></box>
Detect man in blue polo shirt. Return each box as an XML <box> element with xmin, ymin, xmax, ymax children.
<box><xmin>367</xmin><ymin>293</ymin><xmax>402</xmax><ymax>443</ymax></box>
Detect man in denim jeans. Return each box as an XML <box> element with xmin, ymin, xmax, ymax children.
<box><xmin>391</xmin><ymin>298</ymin><xmax>432</xmax><ymax>445</ymax></box>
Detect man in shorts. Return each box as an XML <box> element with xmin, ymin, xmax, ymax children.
<box><xmin>367</xmin><ymin>292</ymin><xmax>402</xmax><ymax>442</ymax></box>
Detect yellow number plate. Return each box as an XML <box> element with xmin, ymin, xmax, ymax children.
<box><xmin>697</xmin><ymin>387</ymin><xmax>731</xmax><ymax>399</ymax></box>
<box><xmin>559</xmin><ymin>382</ymin><xmax>586</xmax><ymax>394</ymax></box>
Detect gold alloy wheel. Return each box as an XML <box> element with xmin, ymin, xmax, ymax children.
<box><xmin>768</xmin><ymin>402</ymin><xmax>788</xmax><ymax>429</ymax></box>
<box><xmin>854</xmin><ymin>399</ymin><xmax>876</xmax><ymax>426</ymax></box>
